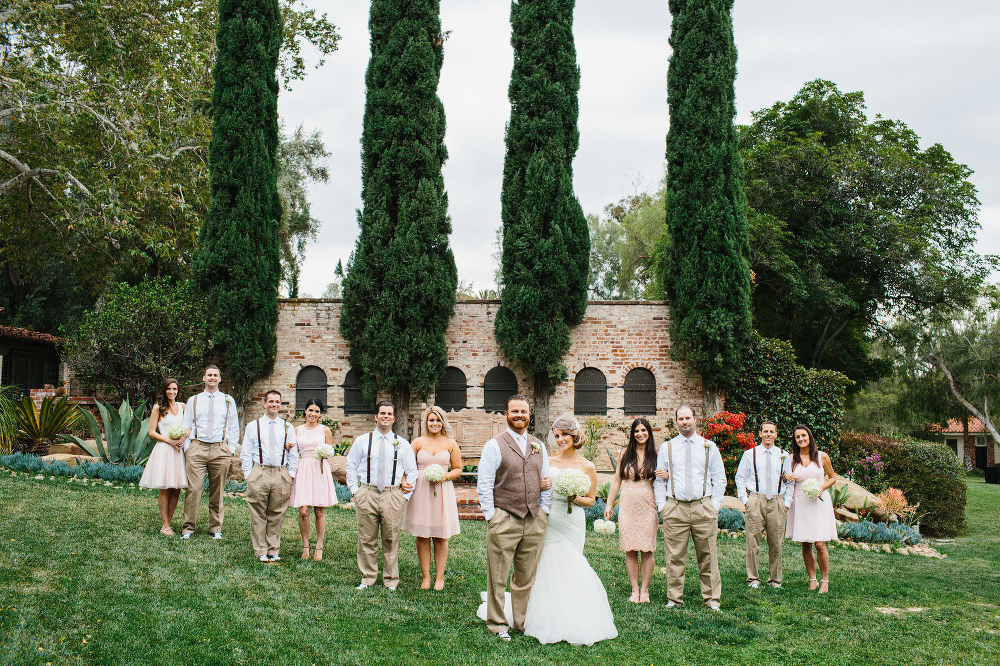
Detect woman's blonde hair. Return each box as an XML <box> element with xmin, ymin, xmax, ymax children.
<box><xmin>422</xmin><ymin>406</ymin><xmax>455</xmax><ymax>439</ymax></box>
<box><xmin>549</xmin><ymin>413</ymin><xmax>583</xmax><ymax>449</ymax></box>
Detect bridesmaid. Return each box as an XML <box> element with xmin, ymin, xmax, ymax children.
<box><xmin>139</xmin><ymin>378</ymin><xmax>188</xmax><ymax>535</ymax></box>
<box><xmin>604</xmin><ymin>417</ymin><xmax>659</xmax><ymax>602</ymax></box>
<box><xmin>783</xmin><ymin>424</ymin><xmax>839</xmax><ymax>593</ymax></box>
<box><xmin>290</xmin><ymin>399</ymin><xmax>338</xmax><ymax>560</ymax></box>
<box><xmin>401</xmin><ymin>406</ymin><xmax>462</xmax><ymax>590</ymax></box>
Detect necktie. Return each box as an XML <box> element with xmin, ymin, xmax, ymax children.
<box><xmin>765</xmin><ymin>449</ymin><xmax>773</xmax><ymax>499</ymax></box>
<box><xmin>684</xmin><ymin>438</ymin><xmax>693</xmax><ymax>501</ymax></box>
<box><xmin>517</xmin><ymin>435</ymin><xmax>526</xmax><ymax>456</ymax></box>
<box><xmin>206</xmin><ymin>394</ymin><xmax>215</xmax><ymax>441</ymax></box>
<box><xmin>269</xmin><ymin>421</ymin><xmax>277</xmax><ymax>465</ymax></box>
<box><xmin>377</xmin><ymin>435</ymin><xmax>387</xmax><ymax>491</ymax></box>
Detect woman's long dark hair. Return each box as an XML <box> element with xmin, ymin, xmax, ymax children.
<box><xmin>791</xmin><ymin>424</ymin><xmax>819</xmax><ymax>470</ymax></box>
<box><xmin>619</xmin><ymin>417</ymin><xmax>657</xmax><ymax>481</ymax></box>
<box><xmin>156</xmin><ymin>377</ymin><xmax>179</xmax><ymax>422</ymax></box>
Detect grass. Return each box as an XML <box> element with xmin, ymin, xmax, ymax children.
<box><xmin>1</xmin><ymin>472</ymin><xmax>998</xmax><ymax>666</ymax></box>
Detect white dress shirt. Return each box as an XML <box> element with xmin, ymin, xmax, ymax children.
<box><xmin>182</xmin><ymin>390</ymin><xmax>240</xmax><ymax>453</ymax></box>
<box><xmin>240</xmin><ymin>416</ymin><xmax>299</xmax><ymax>478</ymax></box>
<box><xmin>345</xmin><ymin>430</ymin><xmax>418</xmax><ymax>499</ymax></box>
<box><xmin>476</xmin><ymin>428</ymin><xmax>552</xmax><ymax>520</ymax></box>
<box><xmin>653</xmin><ymin>433</ymin><xmax>727</xmax><ymax>511</ymax></box>
<box><xmin>735</xmin><ymin>445</ymin><xmax>794</xmax><ymax>508</ymax></box>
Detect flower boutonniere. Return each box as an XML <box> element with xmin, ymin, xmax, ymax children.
<box><xmin>703</xmin><ymin>439</ymin><xmax>711</xmax><ymax>451</ymax></box>
<box><xmin>531</xmin><ymin>441</ymin><xmax>541</xmax><ymax>454</ymax></box>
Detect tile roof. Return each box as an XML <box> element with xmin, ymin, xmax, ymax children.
<box><xmin>929</xmin><ymin>417</ymin><xmax>988</xmax><ymax>434</ymax></box>
<box><xmin>0</xmin><ymin>325</ymin><xmax>63</xmax><ymax>346</ymax></box>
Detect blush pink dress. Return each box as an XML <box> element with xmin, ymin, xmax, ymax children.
<box><xmin>618</xmin><ymin>475</ymin><xmax>657</xmax><ymax>553</ymax></box>
<box><xmin>401</xmin><ymin>448</ymin><xmax>460</xmax><ymax>539</ymax></box>
<box><xmin>785</xmin><ymin>460</ymin><xmax>839</xmax><ymax>543</ymax></box>
<box><xmin>289</xmin><ymin>425</ymin><xmax>338</xmax><ymax>508</ymax></box>
<box><xmin>139</xmin><ymin>405</ymin><xmax>187</xmax><ymax>489</ymax></box>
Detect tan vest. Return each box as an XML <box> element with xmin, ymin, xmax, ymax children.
<box><xmin>493</xmin><ymin>431</ymin><xmax>543</xmax><ymax>518</ymax></box>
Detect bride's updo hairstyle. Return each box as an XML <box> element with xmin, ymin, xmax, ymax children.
<box><xmin>548</xmin><ymin>413</ymin><xmax>583</xmax><ymax>449</ymax></box>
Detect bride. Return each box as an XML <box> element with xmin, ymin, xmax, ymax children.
<box><xmin>477</xmin><ymin>413</ymin><xmax>618</xmax><ymax>645</ymax></box>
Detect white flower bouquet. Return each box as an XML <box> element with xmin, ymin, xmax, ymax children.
<box><xmin>593</xmin><ymin>519</ymin><xmax>617</xmax><ymax>535</ymax></box>
<box><xmin>802</xmin><ymin>478</ymin><xmax>824</xmax><ymax>501</ymax></box>
<box><xmin>552</xmin><ymin>468</ymin><xmax>592</xmax><ymax>513</ymax></box>
<box><xmin>168</xmin><ymin>426</ymin><xmax>186</xmax><ymax>439</ymax></box>
<box><xmin>423</xmin><ymin>463</ymin><xmax>446</xmax><ymax>496</ymax></box>
<box><xmin>314</xmin><ymin>443</ymin><xmax>336</xmax><ymax>471</ymax></box>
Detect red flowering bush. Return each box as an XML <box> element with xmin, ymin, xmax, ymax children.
<box><xmin>699</xmin><ymin>411</ymin><xmax>755</xmax><ymax>495</ymax></box>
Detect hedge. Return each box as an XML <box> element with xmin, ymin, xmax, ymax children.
<box><xmin>727</xmin><ymin>334</ymin><xmax>852</xmax><ymax>460</ymax></box>
<box><xmin>839</xmin><ymin>432</ymin><xmax>966</xmax><ymax>537</ymax></box>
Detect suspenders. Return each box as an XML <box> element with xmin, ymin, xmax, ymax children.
<box><xmin>366</xmin><ymin>431</ymin><xmax>398</xmax><ymax>487</ymax></box>
<box><xmin>667</xmin><ymin>436</ymin><xmax>710</xmax><ymax>499</ymax></box>
<box><xmin>752</xmin><ymin>447</ymin><xmax>784</xmax><ymax>496</ymax></box>
<box><xmin>191</xmin><ymin>393</ymin><xmax>231</xmax><ymax>442</ymax></box>
<box><xmin>255</xmin><ymin>419</ymin><xmax>288</xmax><ymax>466</ymax></box>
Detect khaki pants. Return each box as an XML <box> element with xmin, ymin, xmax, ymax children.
<box><xmin>354</xmin><ymin>485</ymin><xmax>406</xmax><ymax>587</ymax></box>
<box><xmin>182</xmin><ymin>439</ymin><xmax>231</xmax><ymax>534</ymax></box>
<box><xmin>246</xmin><ymin>464</ymin><xmax>292</xmax><ymax>557</ymax></box>
<box><xmin>661</xmin><ymin>498</ymin><xmax>721</xmax><ymax>606</ymax></box>
<box><xmin>745</xmin><ymin>493</ymin><xmax>787</xmax><ymax>585</ymax></box>
<box><xmin>485</xmin><ymin>508</ymin><xmax>547</xmax><ymax>633</ymax></box>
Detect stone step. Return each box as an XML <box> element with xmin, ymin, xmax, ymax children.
<box><xmin>454</xmin><ymin>482</ymin><xmax>484</xmax><ymax>520</ymax></box>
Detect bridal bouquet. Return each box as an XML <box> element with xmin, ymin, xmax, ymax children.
<box><xmin>552</xmin><ymin>468</ymin><xmax>592</xmax><ymax>513</ymax></box>
<box><xmin>593</xmin><ymin>519</ymin><xmax>617</xmax><ymax>535</ymax></box>
<box><xmin>314</xmin><ymin>443</ymin><xmax>336</xmax><ymax>471</ymax></box>
<box><xmin>424</xmin><ymin>464</ymin><xmax>445</xmax><ymax>496</ymax></box>
<box><xmin>168</xmin><ymin>426</ymin><xmax>186</xmax><ymax>440</ymax></box>
<box><xmin>802</xmin><ymin>478</ymin><xmax>824</xmax><ymax>501</ymax></box>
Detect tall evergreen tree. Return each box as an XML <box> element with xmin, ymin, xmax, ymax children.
<box><xmin>662</xmin><ymin>0</ymin><xmax>752</xmax><ymax>413</ymax></box>
<box><xmin>340</xmin><ymin>0</ymin><xmax>456</xmax><ymax>436</ymax></box>
<box><xmin>495</xmin><ymin>0</ymin><xmax>590</xmax><ymax>435</ymax></box>
<box><xmin>192</xmin><ymin>0</ymin><xmax>283</xmax><ymax>405</ymax></box>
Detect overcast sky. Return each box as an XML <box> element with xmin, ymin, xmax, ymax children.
<box><xmin>279</xmin><ymin>0</ymin><xmax>1000</xmax><ymax>297</ymax></box>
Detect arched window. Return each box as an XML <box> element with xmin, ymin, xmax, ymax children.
<box><xmin>574</xmin><ymin>367</ymin><xmax>608</xmax><ymax>415</ymax></box>
<box><xmin>295</xmin><ymin>366</ymin><xmax>328</xmax><ymax>412</ymax></box>
<box><xmin>623</xmin><ymin>367</ymin><xmax>656</xmax><ymax>415</ymax></box>
<box><xmin>483</xmin><ymin>366</ymin><xmax>518</xmax><ymax>412</ymax></box>
<box><xmin>343</xmin><ymin>368</ymin><xmax>375</xmax><ymax>414</ymax></box>
<box><xmin>435</xmin><ymin>367</ymin><xmax>468</xmax><ymax>412</ymax></box>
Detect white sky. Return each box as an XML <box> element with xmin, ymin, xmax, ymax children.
<box><xmin>279</xmin><ymin>0</ymin><xmax>1000</xmax><ymax>297</ymax></box>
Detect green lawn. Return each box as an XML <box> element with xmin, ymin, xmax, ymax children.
<box><xmin>1</xmin><ymin>472</ymin><xmax>998</xmax><ymax>665</ymax></box>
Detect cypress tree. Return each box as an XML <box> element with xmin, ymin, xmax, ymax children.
<box><xmin>192</xmin><ymin>0</ymin><xmax>283</xmax><ymax>406</ymax></box>
<box><xmin>662</xmin><ymin>0</ymin><xmax>752</xmax><ymax>413</ymax></box>
<box><xmin>494</xmin><ymin>0</ymin><xmax>590</xmax><ymax>435</ymax></box>
<box><xmin>340</xmin><ymin>0</ymin><xmax>456</xmax><ymax>435</ymax></box>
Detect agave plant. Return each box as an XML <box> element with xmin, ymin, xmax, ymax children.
<box><xmin>13</xmin><ymin>396</ymin><xmax>82</xmax><ymax>456</ymax></box>
<box><xmin>62</xmin><ymin>397</ymin><xmax>154</xmax><ymax>466</ymax></box>
<box><xmin>0</xmin><ymin>385</ymin><xmax>18</xmax><ymax>455</ymax></box>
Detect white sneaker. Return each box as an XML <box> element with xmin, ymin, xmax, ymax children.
<box><xmin>665</xmin><ymin>601</ymin><xmax>678</xmax><ymax>608</ymax></box>
<box><xmin>496</xmin><ymin>630</ymin><xmax>511</xmax><ymax>642</ymax></box>
<box><xmin>768</xmin><ymin>582</ymin><xmax>783</xmax><ymax>589</ymax></box>
<box><xmin>355</xmin><ymin>583</ymin><xmax>370</xmax><ymax>590</ymax></box>
<box><xmin>268</xmin><ymin>555</ymin><xmax>280</xmax><ymax>562</ymax></box>
<box><xmin>259</xmin><ymin>556</ymin><xmax>269</xmax><ymax>563</ymax></box>
<box><xmin>210</xmin><ymin>532</ymin><xmax>223</xmax><ymax>540</ymax></box>
<box><xmin>180</xmin><ymin>533</ymin><xmax>192</xmax><ymax>540</ymax></box>
<box><xmin>709</xmin><ymin>605</ymin><xmax>722</xmax><ymax>612</ymax></box>
<box><xmin>385</xmin><ymin>586</ymin><xmax>397</xmax><ymax>591</ymax></box>
<box><xmin>748</xmin><ymin>580</ymin><xmax>760</xmax><ymax>589</ymax></box>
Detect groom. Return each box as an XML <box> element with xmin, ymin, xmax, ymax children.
<box><xmin>477</xmin><ymin>395</ymin><xmax>551</xmax><ymax>641</ymax></box>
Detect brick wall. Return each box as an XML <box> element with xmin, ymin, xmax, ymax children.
<box><xmin>248</xmin><ymin>299</ymin><xmax>705</xmax><ymax>470</ymax></box>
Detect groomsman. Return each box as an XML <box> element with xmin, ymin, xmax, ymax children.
<box><xmin>346</xmin><ymin>402</ymin><xmax>417</xmax><ymax>590</ymax></box>
<box><xmin>241</xmin><ymin>390</ymin><xmax>298</xmax><ymax>562</ymax></box>
<box><xmin>477</xmin><ymin>395</ymin><xmax>551</xmax><ymax>641</ymax></box>
<box><xmin>654</xmin><ymin>405</ymin><xmax>727</xmax><ymax>610</ymax></box>
<box><xmin>735</xmin><ymin>421</ymin><xmax>793</xmax><ymax>589</ymax></box>
<box><xmin>181</xmin><ymin>365</ymin><xmax>240</xmax><ymax>539</ymax></box>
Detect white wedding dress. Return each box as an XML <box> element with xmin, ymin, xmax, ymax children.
<box><xmin>477</xmin><ymin>468</ymin><xmax>618</xmax><ymax>646</ymax></box>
